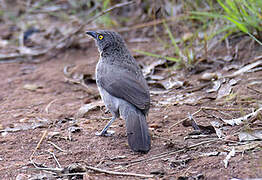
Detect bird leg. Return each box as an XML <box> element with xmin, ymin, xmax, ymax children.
<box><xmin>95</xmin><ymin>116</ymin><xmax>116</xmax><ymax>136</ymax></box>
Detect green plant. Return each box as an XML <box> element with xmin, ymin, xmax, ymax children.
<box><xmin>191</xmin><ymin>0</ymin><xmax>262</xmax><ymax>45</ymax></box>
<box><xmin>134</xmin><ymin>21</ymin><xmax>197</xmax><ymax>69</ymax></box>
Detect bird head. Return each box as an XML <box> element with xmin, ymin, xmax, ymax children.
<box><xmin>86</xmin><ymin>30</ymin><xmax>125</xmax><ymax>53</ymax></box>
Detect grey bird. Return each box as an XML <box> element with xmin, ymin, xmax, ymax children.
<box><xmin>86</xmin><ymin>30</ymin><xmax>151</xmax><ymax>153</ymax></box>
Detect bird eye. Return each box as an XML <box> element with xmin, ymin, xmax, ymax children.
<box><xmin>98</xmin><ymin>35</ymin><xmax>104</xmax><ymax>40</ymax></box>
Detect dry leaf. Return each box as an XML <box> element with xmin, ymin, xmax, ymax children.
<box><xmin>149</xmin><ymin>123</ymin><xmax>162</xmax><ymax>129</ymax></box>
<box><xmin>158</xmin><ymin>79</ymin><xmax>184</xmax><ymax>90</ymax></box>
<box><xmin>76</xmin><ymin>101</ymin><xmax>104</xmax><ymax>118</ymax></box>
<box><xmin>206</xmin><ymin>79</ymin><xmax>222</xmax><ymax>93</ymax></box>
<box><xmin>210</xmin><ymin>121</ymin><xmax>224</xmax><ymax>138</ymax></box>
<box><xmin>142</xmin><ymin>59</ymin><xmax>166</xmax><ymax>76</ymax></box>
<box><xmin>223</xmin><ymin>147</ymin><xmax>235</xmax><ymax>168</ymax></box>
<box><xmin>23</xmin><ymin>84</ymin><xmax>43</xmax><ymax>91</ymax></box>
<box><xmin>226</xmin><ymin>60</ymin><xmax>262</xmax><ymax>78</ymax></box>
<box><xmin>239</xmin><ymin>129</ymin><xmax>262</xmax><ymax>141</ymax></box>
<box><xmin>223</xmin><ymin>107</ymin><xmax>262</xmax><ymax>126</ymax></box>
<box><xmin>199</xmin><ymin>72</ymin><xmax>218</xmax><ymax>81</ymax></box>
<box><xmin>217</xmin><ymin>83</ymin><xmax>232</xmax><ymax>99</ymax></box>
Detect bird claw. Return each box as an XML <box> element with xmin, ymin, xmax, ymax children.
<box><xmin>95</xmin><ymin>130</ymin><xmax>115</xmax><ymax>137</ymax></box>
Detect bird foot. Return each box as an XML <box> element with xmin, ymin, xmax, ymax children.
<box><xmin>95</xmin><ymin>130</ymin><xmax>115</xmax><ymax>137</ymax></box>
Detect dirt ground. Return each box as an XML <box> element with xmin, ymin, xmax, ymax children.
<box><xmin>0</xmin><ymin>38</ymin><xmax>262</xmax><ymax>180</ymax></box>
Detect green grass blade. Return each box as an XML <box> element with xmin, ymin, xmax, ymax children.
<box><xmin>133</xmin><ymin>49</ymin><xmax>180</xmax><ymax>62</ymax></box>
<box><xmin>224</xmin><ymin>15</ymin><xmax>249</xmax><ymax>33</ymax></box>
<box><xmin>162</xmin><ymin>21</ymin><xmax>181</xmax><ymax>56</ymax></box>
<box><xmin>190</xmin><ymin>11</ymin><xmax>223</xmax><ymax>19</ymax></box>
<box><xmin>247</xmin><ymin>32</ymin><xmax>262</xmax><ymax>45</ymax></box>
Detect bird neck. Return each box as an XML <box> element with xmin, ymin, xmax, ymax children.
<box><xmin>101</xmin><ymin>43</ymin><xmax>129</xmax><ymax>58</ymax></box>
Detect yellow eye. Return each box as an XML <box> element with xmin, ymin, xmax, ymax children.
<box><xmin>98</xmin><ymin>35</ymin><xmax>104</xmax><ymax>40</ymax></box>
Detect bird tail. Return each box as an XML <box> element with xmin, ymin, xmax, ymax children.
<box><xmin>119</xmin><ymin>103</ymin><xmax>151</xmax><ymax>153</ymax></box>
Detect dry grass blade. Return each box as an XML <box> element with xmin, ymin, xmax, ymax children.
<box><xmin>30</xmin><ymin>130</ymin><xmax>48</xmax><ymax>161</ymax></box>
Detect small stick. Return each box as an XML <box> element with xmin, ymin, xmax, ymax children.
<box><xmin>247</xmin><ymin>85</ymin><xmax>262</xmax><ymax>94</ymax></box>
<box><xmin>48</xmin><ymin>151</ymin><xmax>61</xmax><ymax>168</ymax></box>
<box><xmin>201</xmin><ymin>106</ymin><xmax>243</xmax><ymax>111</ymax></box>
<box><xmin>45</xmin><ymin>99</ymin><xmax>58</xmax><ymax>114</ymax></box>
<box><xmin>118</xmin><ymin>15</ymin><xmax>181</xmax><ymax>32</ymax></box>
<box><xmin>85</xmin><ymin>165</ymin><xmax>154</xmax><ymax>178</ymax></box>
<box><xmin>169</xmin><ymin>108</ymin><xmax>202</xmax><ymax>130</ymax></box>
<box><xmin>29</xmin><ymin>167</ymin><xmax>63</xmax><ymax>173</ymax></box>
<box><xmin>29</xmin><ymin>166</ymin><xmax>154</xmax><ymax>178</ymax></box>
<box><xmin>48</xmin><ymin>141</ymin><xmax>66</xmax><ymax>152</ymax></box>
<box><xmin>30</xmin><ymin>130</ymin><xmax>48</xmax><ymax>160</ymax></box>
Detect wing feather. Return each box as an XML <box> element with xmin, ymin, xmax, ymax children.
<box><xmin>99</xmin><ymin>69</ymin><xmax>150</xmax><ymax>111</ymax></box>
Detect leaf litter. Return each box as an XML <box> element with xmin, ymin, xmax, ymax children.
<box><xmin>0</xmin><ymin>1</ymin><xmax>262</xmax><ymax>179</ymax></box>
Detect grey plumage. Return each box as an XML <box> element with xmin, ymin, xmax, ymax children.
<box><xmin>86</xmin><ymin>30</ymin><xmax>151</xmax><ymax>153</ymax></box>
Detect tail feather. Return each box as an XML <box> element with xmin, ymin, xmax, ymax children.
<box><xmin>120</xmin><ymin>103</ymin><xmax>151</xmax><ymax>153</ymax></box>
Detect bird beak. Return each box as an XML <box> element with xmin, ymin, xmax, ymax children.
<box><xmin>86</xmin><ymin>31</ymin><xmax>97</xmax><ymax>39</ymax></box>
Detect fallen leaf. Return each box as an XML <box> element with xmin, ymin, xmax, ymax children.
<box><xmin>76</xmin><ymin>101</ymin><xmax>104</xmax><ymax>118</ymax></box>
<box><xmin>149</xmin><ymin>123</ymin><xmax>162</xmax><ymax>129</ymax></box>
<box><xmin>210</xmin><ymin>121</ymin><xmax>224</xmax><ymax>138</ymax></box>
<box><xmin>199</xmin><ymin>152</ymin><xmax>219</xmax><ymax>157</ymax></box>
<box><xmin>223</xmin><ymin>147</ymin><xmax>235</xmax><ymax>168</ymax></box>
<box><xmin>142</xmin><ymin>59</ymin><xmax>167</xmax><ymax>76</ymax></box>
<box><xmin>222</xmin><ymin>107</ymin><xmax>262</xmax><ymax>126</ymax></box>
<box><xmin>225</xmin><ymin>60</ymin><xmax>262</xmax><ymax>78</ymax></box>
<box><xmin>199</xmin><ymin>72</ymin><xmax>218</xmax><ymax>81</ymax></box>
<box><xmin>206</xmin><ymin>80</ymin><xmax>222</xmax><ymax>93</ymax></box>
<box><xmin>48</xmin><ymin>131</ymin><xmax>60</xmax><ymax>138</ymax></box>
<box><xmin>158</xmin><ymin>78</ymin><xmax>184</xmax><ymax>90</ymax></box>
<box><xmin>229</xmin><ymin>79</ymin><xmax>238</xmax><ymax>86</ymax></box>
<box><xmin>217</xmin><ymin>83</ymin><xmax>232</xmax><ymax>99</ymax></box>
<box><xmin>239</xmin><ymin>129</ymin><xmax>262</xmax><ymax>141</ymax></box>
<box><xmin>23</xmin><ymin>84</ymin><xmax>43</xmax><ymax>91</ymax></box>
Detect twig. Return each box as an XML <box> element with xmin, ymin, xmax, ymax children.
<box><xmin>247</xmin><ymin>85</ymin><xmax>262</xmax><ymax>94</ymax></box>
<box><xmin>181</xmin><ymin>166</ymin><xmax>192</xmax><ymax>177</ymax></box>
<box><xmin>118</xmin><ymin>15</ymin><xmax>181</xmax><ymax>32</ymax></box>
<box><xmin>85</xmin><ymin>165</ymin><xmax>154</xmax><ymax>178</ymax></box>
<box><xmin>30</xmin><ymin>130</ymin><xmax>48</xmax><ymax>160</ymax></box>
<box><xmin>45</xmin><ymin>99</ymin><xmax>58</xmax><ymax>114</ymax></box>
<box><xmin>29</xmin><ymin>167</ymin><xmax>63</xmax><ymax>173</ymax></box>
<box><xmin>201</xmin><ymin>106</ymin><xmax>243</xmax><ymax>111</ymax></box>
<box><xmin>169</xmin><ymin>108</ymin><xmax>202</xmax><ymax>131</ymax></box>
<box><xmin>29</xmin><ymin>165</ymin><xmax>154</xmax><ymax>178</ymax></box>
<box><xmin>48</xmin><ymin>151</ymin><xmax>61</xmax><ymax>168</ymax></box>
<box><xmin>48</xmin><ymin>141</ymin><xmax>66</xmax><ymax>152</ymax></box>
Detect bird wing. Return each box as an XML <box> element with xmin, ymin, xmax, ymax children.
<box><xmin>98</xmin><ymin>67</ymin><xmax>150</xmax><ymax>111</ymax></box>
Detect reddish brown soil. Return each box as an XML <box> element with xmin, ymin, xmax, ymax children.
<box><xmin>0</xmin><ymin>41</ymin><xmax>261</xmax><ymax>180</ymax></box>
